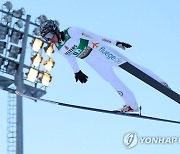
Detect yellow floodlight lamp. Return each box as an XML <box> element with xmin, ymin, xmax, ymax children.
<box><xmin>43</xmin><ymin>58</ymin><xmax>55</xmax><ymax>72</ymax></box>
<box><xmin>40</xmin><ymin>72</ymin><xmax>52</xmax><ymax>87</ymax></box>
<box><xmin>31</xmin><ymin>38</ymin><xmax>44</xmax><ymax>52</ymax></box>
<box><xmin>31</xmin><ymin>53</ymin><xmax>43</xmax><ymax>67</ymax></box>
<box><xmin>44</xmin><ymin>44</ymin><xmax>54</xmax><ymax>57</ymax></box>
<box><xmin>26</xmin><ymin>67</ymin><xmax>39</xmax><ymax>83</ymax></box>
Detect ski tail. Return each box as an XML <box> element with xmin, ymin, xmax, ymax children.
<box><xmin>119</xmin><ymin>62</ymin><xmax>180</xmax><ymax>104</ymax></box>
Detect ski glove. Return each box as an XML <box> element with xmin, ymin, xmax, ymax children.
<box><xmin>75</xmin><ymin>70</ymin><xmax>88</xmax><ymax>83</ymax></box>
<box><xmin>116</xmin><ymin>41</ymin><xmax>132</xmax><ymax>50</ymax></box>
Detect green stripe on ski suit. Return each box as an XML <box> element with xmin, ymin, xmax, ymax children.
<box><xmin>57</xmin><ymin>28</ymin><xmax>92</xmax><ymax>59</ymax></box>
<box><xmin>57</xmin><ymin>28</ymin><xmax>71</xmax><ymax>50</ymax></box>
<box><xmin>72</xmin><ymin>39</ymin><xmax>92</xmax><ymax>59</ymax></box>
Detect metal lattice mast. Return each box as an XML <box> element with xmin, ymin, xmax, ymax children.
<box><xmin>0</xmin><ymin>2</ymin><xmax>50</xmax><ymax>153</ymax></box>
<box><xmin>7</xmin><ymin>91</ymin><xmax>16</xmax><ymax>154</ymax></box>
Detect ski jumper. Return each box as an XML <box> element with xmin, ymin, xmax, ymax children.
<box><xmin>55</xmin><ymin>27</ymin><xmax>165</xmax><ymax>110</ymax></box>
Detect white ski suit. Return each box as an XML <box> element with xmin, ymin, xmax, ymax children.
<box><xmin>55</xmin><ymin>27</ymin><xmax>164</xmax><ymax>110</ymax></box>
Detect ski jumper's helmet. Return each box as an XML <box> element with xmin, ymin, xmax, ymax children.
<box><xmin>39</xmin><ymin>20</ymin><xmax>61</xmax><ymax>42</ymax></box>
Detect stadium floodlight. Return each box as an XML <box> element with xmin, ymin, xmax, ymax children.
<box><xmin>43</xmin><ymin>58</ymin><xmax>55</xmax><ymax>72</ymax></box>
<box><xmin>0</xmin><ymin>23</ymin><xmax>8</xmax><ymax>39</ymax></box>
<box><xmin>31</xmin><ymin>38</ymin><xmax>44</xmax><ymax>52</ymax></box>
<box><xmin>8</xmin><ymin>45</ymin><xmax>21</xmax><ymax>59</ymax></box>
<box><xmin>36</xmin><ymin>15</ymin><xmax>47</xmax><ymax>25</ymax></box>
<box><xmin>12</xmin><ymin>7</ymin><xmax>26</xmax><ymax>18</ymax></box>
<box><xmin>32</xmin><ymin>27</ymin><xmax>41</xmax><ymax>36</ymax></box>
<box><xmin>0</xmin><ymin>57</ymin><xmax>5</xmax><ymax>67</ymax></box>
<box><xmin>26</xmin><ymin>67</ymin><xmax>39</xmax><ymax>83</ymax></box>
<box><xmin>31</xmin><ymin>53</ymin><xmax>43</xmax><ymax>67</ymax></box>
<box><xmin>40</xmin><ymin>72</ymin><xmax>52</xmax><ymax>87</ymax></box>
<box><xmin>2</xmin><ymin>14</ymin><xmax>12</xmax><ymax>24</ymax></box>
<box><xmin>10</xmin><ymin>30</ymin><xmax>22</xmax><ymax>44</ymax></box>
<box><xmin>44</xmin><ymin>44</ymin><xmax>54</xmax><ymax>57</ymax></box>
<box><xmin>5</xmin><ymin>61</ymin><xmax>18</xmax><ymax>75</ymax></box>
<box><xmin>14</xmin><ymin>20</ymin><xmax>24</xmax><ymax>29</ymax></box>
<box><xmin>2</xmin><ymin>1</ymin><xmax>13</xmax><ymax>11</ymax></box>
<box><xmin>0</xmin><ymin>41</ymin><xmax>6</xmax><ymax>54</ymax></box>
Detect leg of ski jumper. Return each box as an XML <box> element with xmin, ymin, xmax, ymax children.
<box><xmin>84</xmin><ymin>49</ymin><xmax>138</xmax><ymax>110</ymax></box>
<box><xmin>101</xmin><ymin>45</ymin><xmax>180</xmax><ymax>104</ymax></box>
<box><xmin>105</xmin><ymin>46</ymin><xmax>167</xmax><ymax>83</ymax></box>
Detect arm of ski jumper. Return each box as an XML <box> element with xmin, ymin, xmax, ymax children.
<box><xmin>61</xmin><ymin>53</ymin><xmax>80</xmax><ymax>73</ymax></box>
<box><xmin>68</xmin><ymin>27</ymin><xmax>118</xmax><ymax>46</ymax></box>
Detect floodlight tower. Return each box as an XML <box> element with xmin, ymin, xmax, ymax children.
<box><xmin>0</xmin><ymin>1</ymin><xmax>55</xmax><ymax>154</ymax></box>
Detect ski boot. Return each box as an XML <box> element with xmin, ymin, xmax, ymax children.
<box><xmin>114</xmin><ymin>105</ymin><xmax>139</xmax><ymax>113</ymax></box>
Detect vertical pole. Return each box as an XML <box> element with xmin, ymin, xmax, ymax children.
<box><xmin>15</xmin><ymin>15</ymin><xmax>31</xmax><ymax>154</ymax></box>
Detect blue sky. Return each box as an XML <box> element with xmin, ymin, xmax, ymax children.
<box><xmin>0</xmin><ymin>0</ymin><xmax>180</xmax><ymax>154</ymax></box>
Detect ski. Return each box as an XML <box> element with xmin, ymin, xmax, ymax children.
<box><xmin>119</xmin><ymin>62</ymin><xmax>180</xmax><ymax>104</ymax></box>
<box><xmin>15</xmin><ymin>91</ymin><xmax>180</xmax><ymax>125</ymax></box>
